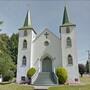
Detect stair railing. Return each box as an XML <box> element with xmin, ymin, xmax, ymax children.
<box><xmin>54</xmin><ymin>68</ymin><xmax>59</xmax><ymax>84</ymax></box>
<box><xmin>31</xmin><ymin>67</ymin><xmax>39</xmax><ymax>84</ymax></box>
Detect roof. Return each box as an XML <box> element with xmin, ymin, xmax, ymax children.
<box><xmin>33</xmin><ymin>28</ymin><xmax>60</xmax><ymax>42</ymax></box>
<box><xmin>62</xmin><ymin>6</ymin><xmax>76</xmax><ymax>26</ymax></box>
<box><xmin>19</xmin><ymin>10</ymin><xmax>37</xmax><ymax>34</ymax></box>
<box><xmin>62</xmin><ymin>6</ymin><xmax>69</xmax><ymax>25</ymax></box>
<box><xmin>23</xmin><ymin>10</ymin><xmax>32</xmax><ymax>27</ymax></box>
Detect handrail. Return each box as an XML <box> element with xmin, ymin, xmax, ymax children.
<box><xmin>31</xmin><ymin>67</ymin><xmax>39</xmax><ymax>84</ymax></box>
<box><xmin>54</xmin><ymin>68</ymin><xmax>58</xmax><ymax>84</ymax></box>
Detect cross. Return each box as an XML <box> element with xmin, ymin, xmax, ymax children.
<box><xmin>44</xmin><ymin>32</ymin><xmax>49</xmax><ymax>39</ymax></box>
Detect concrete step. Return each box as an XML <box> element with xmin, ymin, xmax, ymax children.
<box><xmin>34</xmin><ymin>72</ymin><xmax>57</xmax><ymax>85</ymax></box>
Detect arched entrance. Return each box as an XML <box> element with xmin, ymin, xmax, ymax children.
<box><xmin>42</xmin><ymin>57</ymin><xmax>52</xmax><ymax>72</ymax></box>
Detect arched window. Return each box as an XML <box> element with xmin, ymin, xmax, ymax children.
<box><xmin>24</xmin><ymin>30</ymin><xmax>27</xmax><ymax>36</ymax></box>
<box><xmin>23</xmin><ymin>40</ymin><xmax>27</xmax><ymax>48</ymax></box>
<box><xmin>67</xmin><ymin>37</ymin><xmax>72</xmax><ymax>47</ymax></box>
<box><xmin>22</xmin><ymin>56</ymin><xmax>27</xmax><ymax>66</ymax></box>
<box><xmin>66</xmin><ymin>27</ymin><xmax>70</xmax><ymax>33</ymax></box>
<box><xmin>68</xmin><ymin>55</ymin><xmax>73</xmax><ymax>65</ymax></box>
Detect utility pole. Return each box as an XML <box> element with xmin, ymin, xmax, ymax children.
<box><xmin>87</xmin><ymin>50</ymin><xmax>90</xmax><ymax>60</ymax></box>
<box><xmin>87</xmin><ymin>50</ymin><xmax>90</xmax><ymax>73</ymax></box>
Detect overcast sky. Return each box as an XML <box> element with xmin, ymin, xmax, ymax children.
<box><xmin>0</xmin><ymin>0</ymin><xmax>90</xmax><ymax>64</ymax></box>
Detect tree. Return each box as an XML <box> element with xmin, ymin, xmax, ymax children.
<box><xmin>0</xmin><ymin>33</ymin><xmax>16</xmax><ymax>81</ymax></box>
<box><xmin>7</xmin><ymin>33</ymin><xmax>18</xmax><ymax>64</ymax></box>
<box><xmin>86</xmin><ymin>61</ymin><xmax>89</xmax><ymax>74</ymax></box>
<box><xmin>78</xmin><ymin>64</ymin><xmax>86</xmax><ymax>77</ymax></box>
<box><xmin>0</xmin><ymin>52</ymin><xmax>15</xmax><ymax>81</ymax></box>
<box><xmin>27</xmin><ymin>67</ymin><xmax>36</xmax><ymax>84</ymax></box>
<box><xmin>56</xmin><ymin>67</ymin><xmax>68</xmax><ymax>84</ymax></box>
<box><xmin>3</xmin><ymin>70</ymin><xmax>14</xmax><ymax>81</ymax></box>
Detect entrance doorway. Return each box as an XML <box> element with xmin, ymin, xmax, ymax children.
<box><xmin>42</xmin><ymin>57</ymin><xmax>52</xmax><ymax>72</ymax></box>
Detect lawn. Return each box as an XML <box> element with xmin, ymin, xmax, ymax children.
<box><xmin>0</xmin><ymin>83</ymin><xmax>33</xmax><ymax>90</ymax></box>
<box><xmin>48</xmin><ymin>75</ymin><xmax>90</xmax><ymax>90</ymax></box>
<box><xmin>48</xmin><ymin>85</ymin><xmax>90</xmax><ymax>90</ymax></box>
<box><xmin>80</xmin><ymin>74</ymin><xmax>90</xmax><ymax>84</ymax></box>
<box><xmin>0</xmin><ymin>75</ymin><xmax>90</xmax><ymax>90</ymax></box>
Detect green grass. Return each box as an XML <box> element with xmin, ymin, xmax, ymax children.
<box><xmin>80</xmin><ymin>75</ymin><xmax>90</xmax><ymax>84</ymax></box>
<box><xmin>48</xmin><ymin>75</ymin><xmax>90</xmax><ymax>90</ymax></box>
<box><xmin>0</xmin><ymin>83</ymin><xmax>33</xmax><ymax>90</ymax></box>
<box><xmin>48</xmin><ymin>85</ymin><xmax>90</xmax><ymax>90</ymax></box>
<box><xmin>0</xmin><ymin>75</ymin><xmax>90</xmax><ymax>90</ymax></box>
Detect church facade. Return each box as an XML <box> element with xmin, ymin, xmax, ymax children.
<box><xmin>16</xmin><ymin>6</ymin><xmax>80</xmax><ymax>85</ymax></box>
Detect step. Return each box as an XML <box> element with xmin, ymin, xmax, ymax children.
<box><xmin>34</xmin><ymin>72</ymin><xmax>57</xmax><ymax>85</ymax></box>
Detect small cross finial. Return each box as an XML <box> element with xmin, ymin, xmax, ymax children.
<box><xmin>44</xmin><ymin>32</ymin><xmax>49</xmax><ymax>39</ymax></box>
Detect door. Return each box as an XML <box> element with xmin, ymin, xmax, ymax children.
<box><xmin>42</xmin><ymin>57</ymin><xmax>52</xmax><ymax>72</ymax></box>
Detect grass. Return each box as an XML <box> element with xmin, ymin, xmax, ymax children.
<box><xmin>0</xmin><ymin>75</ymin><xmax>90</xmax><ymax>90</ymax></box>
<box><xmin>0</xmin><ymin>83</ymin><xmax>33</xmax><ymax>90</ymax></box>
<box><xmin>48</xmin><ymin>85</ymin><xmax>90</xmax><ymax>90</ymax></box>
<box><xmin>80</xmin><ymin>74</ymin><xmax>90</xmax><ymax>84</ymax></box>
<box><xmin>48</xmin><ymin>75</ymin><xmax>90</xmax><ymax>90</ymax></box>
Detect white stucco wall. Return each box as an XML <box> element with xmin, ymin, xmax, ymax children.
<box><xmin>32</xmin><ymin>29</ymin><xmax>62</xmax><ymax>73</ymax></box>
<box><xmin>16</xmin><ymin>29</ymin><xmax>36</xmax><ymax>83</ymax></box>
<box><xmin>16</xmin><ymin>26</ymin><xmax>79</xmax><ymax>84</ymax></box>
<box><xmin>60</xmin><ymin>26</ymin><xmax>79</xmax><ymax>83</ymax></box>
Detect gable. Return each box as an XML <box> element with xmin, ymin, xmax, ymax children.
<box><xmin>33</xmin><ymin>28</ymin><xmax>60</xmax><ymax>42</ymax></box>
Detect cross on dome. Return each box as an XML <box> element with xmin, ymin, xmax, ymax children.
<box><xmin>44</xmin><ymin>32</ymin><xmax>49</xmax><ymax>39</ymax></box>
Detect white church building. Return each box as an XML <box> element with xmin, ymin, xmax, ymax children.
<box><xmin>16</xmin><ymin>6</ymin><xmax>79</xmax><ymax>85</ymax></box>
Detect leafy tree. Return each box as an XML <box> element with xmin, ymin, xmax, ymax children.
<box><xmin>3</xmin><ymin>70</ymin><xmax>14</xmax><ymax>81</ymax></box>
<box><xmin>7</xmin><ymin>33</ymin><xmax>18</xmax><ymax>64</ymax></box>
<box><xmin>0</xmin><ymin>34</ymin><xmax>10</xmax><ymax>53</ymax></box>
<box><xmin>0</xmin><ymin>33</ymin><xmax>16</xmax><ymax>81</ymax></box>
<box><xmin>78</xmin><ymin>64</ymin><xmax>86</xmax><ymax>77</ymax></box>
<box><xmin>56</xmin><ymin>67</ymin><xmax>68</xmax><ymax>84</ymax></box>
<box><xmin>0</xmin><ymin>52</ymin><xmax>15</xmax><ymax>81</ymax></box>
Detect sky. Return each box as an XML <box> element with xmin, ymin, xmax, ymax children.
<box><xmin>0</xmin><ymin>0</ymin><xmax>90</xmax><ymax>64</ymax></box>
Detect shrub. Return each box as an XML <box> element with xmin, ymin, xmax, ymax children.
<box><xmin>56</xmin><ymin>67</ymin><xmax>68</xmax><ymax>84</ymax></box>
<box><xmin>78</xmin><ymin>64</ymin><xmax>86</xmax><ymax>77</ymax></box>
<box><xmin>27</xmin><ymin>67</ymin><xmax>36</xmax><ymax>78</ymax></box>
<box><xmin>3</xmin><ymin>70</ymin><xmax>14</xmax><ymax>81</ymax></box>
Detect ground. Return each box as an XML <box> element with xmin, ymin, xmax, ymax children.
<box><xmin>0</xmin><ymin>83</ymin><xmax>33</xmax><ymax>90</ymax></box>
<box><xmin>48</xmin><ymin>85</ymin><xmax>90</xmax><ymax>90</ymax></box>
<box><xmin>0</xmin><ymin>75</ymin><xmax>90</xmax><ymax>90</ymax></box>
<box><xmin>49</xmin><ymin>74</ymin><xmax>90</xmax><ymax>90</ymax></box>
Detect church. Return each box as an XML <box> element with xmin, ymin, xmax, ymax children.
<box><xmin>16</xmin><ymin>6</ymin><xmax>80</xmax><ymax>85</ymax></box>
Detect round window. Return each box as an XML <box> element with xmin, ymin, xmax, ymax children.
<box><xmin>44</xmin><ymin>41</ymin><xmax>49</xmax><ymax>46</ymax></box>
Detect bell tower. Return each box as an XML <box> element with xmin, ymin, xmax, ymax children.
<box><xmin>16</xmin><ymin>10</ymin><xmax>36</xmax><ymax>83</ymax></box>
<box><xmin>60</xmin><ymin>6</ymin><xmax>79</xmax><ymax>83</ymax></box>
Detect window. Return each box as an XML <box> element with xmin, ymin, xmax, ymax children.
<box><xmin>21</xmin><ymin>76</ymin><xmax>25</xmax><ymax>81</ymax></box>
<box><xmin>22</xmin><ymin>56</ymin><xmax>27</xmax><ymax>66</ymax></box>
<box><xmin>66</xmin><ymin>27</ymin><xmax>70</xmax><ymax>33</ymax></box>
<box><xmin>24</xmin><ymin>30</ymin><xmax>27</xmax><ymax>36</ymax></box>
<box><xmin>23</xmin><ymin>40</ymin><xmax>27</xmax><ymax>48</ymax></box>
<box><xmin>67</xmin><ymin>37</ymin><xmax>72</xmax><ymax>47</ymax></box>
<box><xmin>44</xmin><ymin>41</ymin><xmax>49</xmax><ymax>46</ymax></box>
<box><xmin>75</xmin><ymin>78</ymin><xmax>78</xmax><ymax>82</ymax></box>
<box><xmin>68</xmin><ymin>55</ymin><xmax>73</xmax><ymax>65</ymax></box>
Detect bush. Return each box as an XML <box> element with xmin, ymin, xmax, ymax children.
<box><xmin>78</xmin><ymin>64</ymin><xmax>86</xmax><ymax>77</ymax></box>
<box><xmin>3</xmin><ymin>70</ymin><xmax>14</xmax><ymax>81</ymax></box>
<box><xmin>27</xmin><ymin>67</ymin><xmax>36</xmax><ymax>78</ymax></box>
<box><xmin>56</xmin><ymin>67</ymin><xmax>68</xmax><ymax>84</ymax></box>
